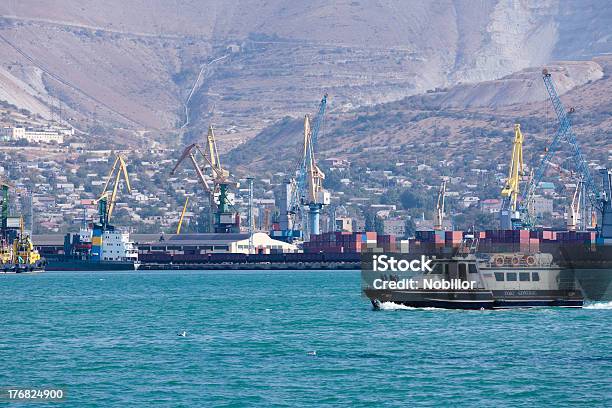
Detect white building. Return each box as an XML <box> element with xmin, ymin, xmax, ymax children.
<box><xmin>2</xmin><ymin>126</ymin><xmax>65</xmax><ymax>144</ymax></box>
<box><xmin>139</xmin><ymin>232</ymin><xmax>298</xmax><ymax>255</ymax></box>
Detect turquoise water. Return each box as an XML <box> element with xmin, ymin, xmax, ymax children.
<box><xmin>1</xmin><ymin>270</ymin><xmax>610</xmax><ymax>407</ymax></box>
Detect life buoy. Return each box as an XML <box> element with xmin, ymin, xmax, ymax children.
<box><xmin>511</xmin><ymin>256</ymin><xmax>521</xmax><ymax>266</ymax></box>
<box><xmin>494</xmin><ymin>256</ymin><xmax>505</xmax><ymax>267</ymax></box>
<box><xmin>526</xmin><ymin>256</ymin><xmax>536</xmax><ymax>266</ymax></box>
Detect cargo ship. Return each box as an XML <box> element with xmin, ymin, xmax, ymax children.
<box><xmin>45</xmin><ymin>226</ymin><xmax>140</xmax><ymax>271</ymax></box>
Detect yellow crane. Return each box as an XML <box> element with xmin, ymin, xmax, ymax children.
<box><xmin>97</xmin><ymin>154</ymin><xmax>131</xmax><ymax>224</ymax></box>
<box><xmin>500</xmin><ymin>124</ymin><xmax>524</xmax><ymax>229</ymax></box>
<box><xmin>176</xmin><ymin>197</ymin><xmax>189</xmax><ymax>234</ymax></box>
<box><xmin>434</xmin><ymin>180</ymin><xmax>447</xmax><ymax>231</ymax></box>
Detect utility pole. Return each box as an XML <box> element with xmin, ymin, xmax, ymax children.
<box><xmin>247</xmin><ymin>177</ymin><xmax>254</xmax><ymax>254</ymax></box>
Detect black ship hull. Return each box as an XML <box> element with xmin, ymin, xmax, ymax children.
<box><xmin>556</xmin><ymin>243</ymin><xmax>612</xmax><ymax>301</ymax></box>
<box><xmin>45</xmin><ymin>256</ymin><xmax>139</xmax><ymax>271</ymax></box>
<box><xmin>0</xmin><ymin>260</ymin><xmax>46</xmax><ymax>274</ymax></box>
<box><xmin>365</xmin><ymin>289</ymin><xmax>584</xmax><ymax>310</ymax></box>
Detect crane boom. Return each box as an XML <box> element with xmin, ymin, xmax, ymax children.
<box><xmin>541</xmin><ymin>69</ymin><xmax>599</xmax><ymax>205</ymax></box>
<box><xmin>434</xmin><ymin>180</ymin><xmax>446</xmax><ymax>231</ymax></box>
<box><xmin>97</xmin><ymin>154</ymin><xmax>131</xmax><ymax>224</ymax></box>
<box><xmin>171</xmin><ymin>144</ymin><xmax>213</xmax><ymax>193</ymax></box>
<box><xmin>176</xmin><ymin>197</ymin><xmax>189</xmax><ymax>234</ymax></box>
<box><xmin>310</xmin><ymin>93</ymin><xmax>327</xmax><ymax>150</ymax></box>
<box><xmin>296</xmin><ymin>94</ymin><xmax>328</xmax><ymax>207</ymax></box>
<box><xmin>501</xmin><ymin>124</ymin><xmax>524</xmax><ymax>212</ymax></box>
<box><xmin>499</xmin><ymin>124</ymin><xmax>525</xmax><ymax>229</ymax></box>
<box><xmin>522</xmin><ymin>69</ymin><xmax>600</xmax><ymax>214</ymax></box>
<box><xmin>567</xmin><ymin>180</ymin><xmax>582</xmax><ymax>231</ymax></box>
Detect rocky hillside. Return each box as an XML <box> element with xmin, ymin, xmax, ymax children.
<box><xmin>0</xmin><ymin>1</ymin><xmax>610</xmax><ymax>148</ymax></box>
<box><xmin>225</xmin><ymin>57</ymin><xmax>612</xmax><ymax>176</ymax></box>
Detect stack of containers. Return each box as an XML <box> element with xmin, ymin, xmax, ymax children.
<box><xmin>556</xmin><ymin>231</ymin><xmax>596</xmax><ymax>244</ymax></box>
<box><xmin>516</xmin><ymin>229</ymin><xmax>531</xmax><ymax>253</ymax></box>
<box><xmin>435</xmin><ymin>231</ymin><xmax>445</xmax><ymax>247</ymax></box>
<box><xmin>445</xmin><ymin>231</ymin><xmax>463</xmax><ymax>247</ymax></box>
<box><xmin>377</xmin><ymin>234</ymin><xmax>396</xmax><ymax>252</ymax></box>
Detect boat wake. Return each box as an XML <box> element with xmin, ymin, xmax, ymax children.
<box><xmin>376</xmin><ymin>302</ymin><xmax>440</xmax><ymax>311</ymax></box>
<box><xmin>584</xmin><ymin>301</ymin><xmax>612</xmax><ymax>310</ymax></box>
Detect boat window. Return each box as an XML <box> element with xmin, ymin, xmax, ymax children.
<box><xmin>507</xmin><ymin>272</ymin><xmax>517</xmax><ymax>281</ymax></box>
<box><xmin>494</xmin><ymin>272</ymin><xmax>504</xmax><ymax>282</ymax></box>
<box><xmin>458</xmin><ymin>263</ymin><xmax>467</xmax><ymax>280</ymax></box>
<box><xmin>468</xmin><ymin>264</ymin><xmax>478</xmax><ymax>274</ymax></box>
<box><xmin>532</xmin><ymin>272</ymin><xmax>540</xmax><ymax>281</ymax></box>
<box><xmin>431</xmin><ymin>263</ymin><xmax>443</xmax><ymax>275</ymax></box>
<box><xmin>519</xmin><ymin>272</ymin><xmax>530</xmax><ymax>282</ymax></box>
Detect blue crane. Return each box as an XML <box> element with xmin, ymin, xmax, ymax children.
<box><xmin>274</xmin><ymin>94</ymin><xmax>328</xmax><ymax>242</ymax></box>
<box><xmin>520</xmin><ymin>69</ymin><xmax>602</xmax><ymax>228</ymax></box>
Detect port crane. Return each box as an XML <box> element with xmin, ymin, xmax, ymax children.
<box><xmin>276</xmin><ymin>94</ymin><xmax>329</xmax><ymax>241</ymax></box>
<box><xmin>499</xmin><ymin>124</ymin><xmax>525</xmax><ymax>229</ymax></box>
<box><xmin>96</xmin><ymin>154</ymin><xmax>131</xmax><ymax>227</ymax></box>
<box><xmin>519</xmin><ymin>68</ymin><xmax>604</xmax><ymax>229</ymax></box>
<box><xmin>171</xmin><ymin>125</ymin><xmax>239</xmax><ymax>233</ymax></box>
<box><xmin>434</xmin><ymin>180</ymin><xmax>447</xmax><ymax>231</ymax></box>
<box><xmin>302</xmin><ymin>113</ymin><xmax>329</xmax><ymax>237</ymax></box>
<box><xmin>298</xmin><ymin>95</ymin><xmax>330</xmax><ymax>238</ymax></box>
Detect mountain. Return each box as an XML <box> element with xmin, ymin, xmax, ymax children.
<box><xmin>0</xmin><ymin>1</ymin><xmax>610</xmax><ymax>148</ymax></box>
<box><xmin>225</xmin><ymin>57</ymin><xmax>612</xmax><ymax>176</ymax></box>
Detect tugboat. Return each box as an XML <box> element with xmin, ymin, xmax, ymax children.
<box><xmin>363</xmin><ymin>238</ymin><xmax>584</xmax><ymax>309</ymax></box>
<box><xmin>0</xmin><ymin>219</ymin><xmax>45</xmax><ymax>273</ymax></box>
<box><xmin>0</xmin><ymin>179</ymin><xmax>45</xmax><ymax>274</ymax></box>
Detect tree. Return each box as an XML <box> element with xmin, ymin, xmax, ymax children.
<box><xmin>400</xmin><ymin>189</ymin><xmax>422</xmax><ymax>209</ymax></box>
<box><xmin>381</xmin><ymin>188</ymin><xmax>400</xmax><ymax>205</ymax></box>
<box><xmin>374</xmin><ymin>215</ymin><xmax>384</xmax><ymax>235</ymax></box>
<box><xmin>363</xmin><ymin>209</ymin><xmax>384</xmax><ymax>234</ymax></box>
<box><xmin>475</xmin><ymin>212</ymin><xmax>496</xmax><ymax>231</ymax></box>
<box><xmin>364</xmin><ymin>210</ymin><xmax>375</xmax><ymax>232</ymax></box>
<box><xmin>404</xmin><ymin>218</ymin><xmax>416</xmax><ymax>238</ymax></box>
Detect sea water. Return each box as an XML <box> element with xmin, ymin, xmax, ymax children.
<box><xmin>0</xmin><ymin>270</ymin><xmax>610</xmax><ymax>407</ymax></box>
